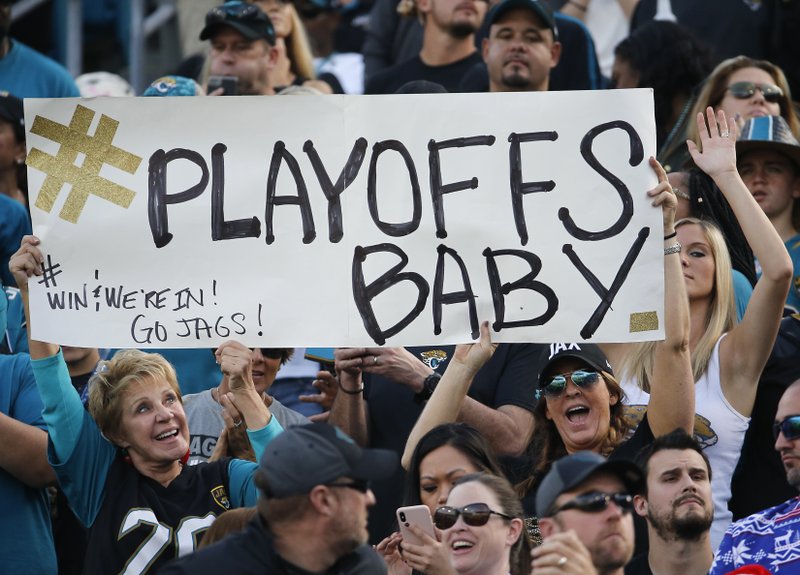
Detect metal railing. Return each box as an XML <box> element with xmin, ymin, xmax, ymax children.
<box><xmin>11</xmin><ymin>0</ymin><xmax>177</xmax><ymax>94</ymax></box>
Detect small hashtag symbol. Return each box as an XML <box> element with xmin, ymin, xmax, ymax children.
<box><xmin>27</xmin><ymin>105</ymin><xmax>143</xmax><ymax>224</ymax></box>
<box><xmin>37</xmin><ymin>255</ymin><xmax>63</xmax><ymax>288</ymax></box>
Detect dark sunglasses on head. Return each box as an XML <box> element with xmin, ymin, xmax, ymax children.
<box><xmin>773</xmin><ymin>415</ymin><xmax>800</xmax><ymax>441</ymax></box>
<box><xmin>547</xmin><ymin>491</ymin><xmax>633</xmax><ymax>516</ymax></box>
<box><xmin>433</xmin><ymin>503</ymin><xmax>513</xmax><ymax>530</ymax></box>
<box><xmin>538</xmin><ymin>369</ymin><xmax>600</xmax><ymax>398</ymax></box>
<box><xmin>324</xmin><ymin>478</ymin><xmax>371</xmax><ymax>493</ymax></box>
<box><xmin>727</xmin><ymin>81</ymin><xmax>784</xmax><ymax>103</ymax></box>
<box><xmin>207</xmin><ymin>1</ymin><xmax>263</xmax><ymax>23</ymax></box>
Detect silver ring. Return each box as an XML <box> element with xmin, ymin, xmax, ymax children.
<box><xmin>233</xmin><ymin>419</ymin><xmax>243</xmax><ymax>428</ymax></box>
<box><xmin>557</xmin><ymin>556</ymin><xmax>568</xmax><ymax>567</ymax></box>
<box><xmin>721</xmin><ymin>131</ymin><xmax>730</xmax><ymax>138</ymax></box>
<box><xmin>373</xmin><ymin>355</ymin><xmax>379</xmax><ymax>365</ymax></box>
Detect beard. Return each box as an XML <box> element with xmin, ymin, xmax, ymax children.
<box><xmin>649</xmin><ymin>504</ymin><xmax>713</xmax><ymax>542</ymax></box>
<box><xmin>786</xmin><ymin>466</ymin><xmax>800</xmax><ymax>490</ymax></box>
<box><xmin>449</xmin><ymin>21</ymin><xmax>477</xmax><ymax>39</ymax></box>
<box><xmin>501</xmin><ymin>70</ymin><xmax>531</xmax><ymax>90</ymax></box>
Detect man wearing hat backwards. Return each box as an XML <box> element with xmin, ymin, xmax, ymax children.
<box><xmin>736</xmin><ymin>115</ymin><xmax>800</xmax><ymax>312</ymax></box>
<box><xmin>200</xmin><ymin>0</ymin><xmax>280</xmax><ymax>96</ymax></box>
<box><xmin>159</xmin><ymin>422</ymin><xmax>397</xmax><ymax>574</ymax></box>
<box><xmin>481</xmin><ymin>0</ymin><xmax>561</xmax><ymax>93</ymax></box>
<box><xmin>533</xmin><ymin>451</ymin><xmax>642</xmax><ymax>575</ymax></box>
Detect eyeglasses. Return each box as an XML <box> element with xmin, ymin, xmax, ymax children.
<box><xmin>726</xmin><ymin>81</ymin><xmax>784</xmax><ymax>103</ymax></box>
<box><xmin>773</xmin><ymin>415</ymin><xmax>800</xmax><ymax>441</ymax></box>
<box><xmin>547</xmin><ymin>491</ymin><xmax>633</xmax><ymax>516</ymax></box>
<box><xmin>538</xmin><ymin>370</ymin><xmax>600</xmax><ymax>398</ymax></box>
<box><xmin>433</xmin><ymin>503</ymin><xmax>513</xmax><ymax>530</ymax></box>
<box><xmin>207</xmin><ymin>1</ymin><xmax>263</xmax><ymax>23</ymax></box>
<box><xmin>324</xmin><ymin>478</ymin><xmax>371</xmax><ymax>494</ymax></box>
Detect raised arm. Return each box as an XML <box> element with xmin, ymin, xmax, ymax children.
<box><xmin>644</xmin><ymin>158</ymin><xmax>694</xmax><ymax>435</ymax></box>
<box><xmin>601</xmin><ymin>158</ymin><xmax>694</xmax><ymax>435</ymax></box>
<box><xmin>688</xmin><ymin>108</ymin><xmax>793</xmax><ymax>413</ymax></box>
<box><xmin>9</xmin><ymin>236</ymin><xmax>58</xmax><ymax>360</ymax></box>
<box><xmin>401</xmin><ymin>322</ymin><xmax>495</xmax><ymax>469</ymax></box>
<box><xmin>327</xmin><ymin>348</ymin><xmax>370</xmax><ymax>447</ymax></box>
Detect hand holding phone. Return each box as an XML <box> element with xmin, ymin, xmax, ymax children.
<box><xmin>396</xmin><ymin>505</ymin><xmax>436</xmax><ymax>546</ymax></box>
<box><xmin>207</xmin><ymin>75</ymin><xmax>238</xmax><ymax>96</ymax></box>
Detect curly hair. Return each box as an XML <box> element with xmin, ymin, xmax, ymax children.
<box><xmin>614</xmin><ymin>20</ymin><xmax>711</xmax><ymax>149</ymax></box>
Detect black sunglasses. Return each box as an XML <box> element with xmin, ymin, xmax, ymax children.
<box><xmin>548</xmin><ymin>491</ymin><xmax>633</xmax><ymax>516</ymax></box>
<box><xmin>433</xmin><ymin>503</ymin><xmax>513</xmax><ymax>530</ymax></box>
<box><xmin>538</xmin><ymin>369</ymin><xmax>600</xmax><ymax>399</ymax></box>
<box><xmin>325</xmin><ymin>478</ymin><xmax>371</xmax><ymax>494</ymax></box>
<box><xmin>255</xmin><ymin>348</ymin><xmax>285</xmax><ymax>360</ymax></box>
<box><xmin>726</xmin><ymin>81</ymin><xmax>784</xmax><ymax>103</ymax></box>
<box><xmin>773</xmin><ymin>415</ymin><xmax>800</xmax><ymax>441</ymax></box>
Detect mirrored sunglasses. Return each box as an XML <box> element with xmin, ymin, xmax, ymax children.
<box><xmin>433</xmin><ymin>503</ymin><xmax>513</xmax><ymax>530</ymax></box>
<box><xmin>773</xmin><ymin>415</ymin><xmax>800</xmax><ymax>441</ymax></box>
<box><xmin>538</xmin><ymin>369</ymin><xmax>600</xmax><ymax>398</ymax></box>
<box><xmin>727</xmin><ymin>81</ymin><xmax>784</xmax><ymax>103</ymax></box>
<box><xmin>548</xmin><ymin>491</ymin><xmax>633</xmax><ymax>516</ymax></box>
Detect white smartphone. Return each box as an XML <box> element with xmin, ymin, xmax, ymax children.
<box><xmin>396</xmin><ymin>505</ymin><xmax>436</xmax><ymax>546</ymax></box>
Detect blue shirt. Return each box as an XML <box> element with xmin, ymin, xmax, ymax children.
<box><xmin>0</xmin><ymin>353</ymin><xmax>57</xmax><ymax>574</ymax></box>
<box><xmin>0</xmin><ymin>40</ymin><xmax>79</xmax><ymax>98</ymax></box>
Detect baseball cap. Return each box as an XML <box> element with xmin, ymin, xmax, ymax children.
<box><xmin>736</xmin><ymin>115</ymin><xmax>800</xmax><ymax>171</ymax></box>
<box><xmin>0</xmin><ymin>91</ymin><xmax>24</xmax><ymax>141</ymax></box>
<box><xmin>536</xmin><ymin>343</ymin><xmax>613</xmax><ymax>388</ymax></box>
<box><xmin>200</xmin><ymin>0</ymin><xmax>276</xmax><ymax>45</ymax></box>
<box><xmin>259</xmin><ymin>423</ymin><xmax>398</xmax><ymax>498</ymax></box>
<box><xmin>535</xmin><ymin>451</ymin><xmax>644</xmax><ymax>516</ymax></box>
<box><xmin>485</xmin><ymin>0</ymin><xmax>558</xmax><ymax>40</ymax></box>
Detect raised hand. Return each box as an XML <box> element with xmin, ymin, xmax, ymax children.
<box><xmin>686</xmin><ymin>107</ymin><xmax>737</xmax><ymax>179</ymax></box>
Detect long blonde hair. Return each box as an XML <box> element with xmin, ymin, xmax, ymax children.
<box><xmin>617</xmin><ymin>218</ymin><xmax>737</xmax><ymax>389</ymax></box>
<box><xmin>688</xmin><ymin>56</ymin><xmax>800</xmax><ymax>146</ymax></box>
<box><xmin>284</xmin><ymin>4</ymin><xmax>316</xmax><ymax>80</ymax></box>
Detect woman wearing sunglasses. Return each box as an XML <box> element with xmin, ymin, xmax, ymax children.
<box><xmin>661</xmin><ymin>55</ymin><xmax>799</xmax><ymax>173</ymax></box>
<box><xmin>436</xmin><ymin>473</ymin><xmax>530</xmax><ymax>575</ymax></box>
<box><xmin>403</xmin><ymin>155</ymin><xmax>693</xmax><ymax>515</ymax></box>
<box><xmin>378</xmin><ymin>423</ymin><xmax>506</xmax><ymax>575</ymax></box>
<box><xmin>614</xmin><ymin>108</ymin><xmax>793</xmax><ymax>546</ymax></box>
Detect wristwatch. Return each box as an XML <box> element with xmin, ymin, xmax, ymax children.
<box><xmin>413</xmin><ymin>372</ymin><xmax>442</xmax><ymax>404</ymax></box>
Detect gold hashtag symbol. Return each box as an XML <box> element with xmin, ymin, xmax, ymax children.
<box><xmin>27</xmin><ymin>104</ymin><xmax>143</xmax><ymax>224</ymax></box>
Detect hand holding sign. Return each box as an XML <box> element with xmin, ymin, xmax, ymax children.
<box><xmin>215</xmin><ymin>341</ymin><xmax>254</xmax><ymax>393</ymax></box>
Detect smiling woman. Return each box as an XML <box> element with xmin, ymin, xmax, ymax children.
<box><xmin>9</xmin><ymin>235</ymin><xmax>285</xmax><ymax>575</ymax></box>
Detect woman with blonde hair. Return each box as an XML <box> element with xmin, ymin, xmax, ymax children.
<box><xmin>248</xmin><ymin>0</ymin><xmax>335</xmax><ymax>93</ymax></box>
<box><xmin>661</xmin><ymin>56</ymin><xmax>800</xmax><ymax>171</ymax></box>
<box><xmin>612</xmin><ymin>107</ymin><xmax>793</xmax><ymax>547</ymax></box>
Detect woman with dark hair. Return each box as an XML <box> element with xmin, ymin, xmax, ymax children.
<box><xmin>378</xmin><ymin>423</ymin><xmax>506</xmax><ymax>574</ymax></box>
<box><xmin>436</xmin><ymin>472</ymin><xmax>530</xmax><ymax>575</ymax></box>
<box><xmin>612</xmin><ymin>20</ymin><xmax>711</xmax><ymax>154</ymax></box>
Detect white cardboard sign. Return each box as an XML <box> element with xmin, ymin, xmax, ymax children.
<box><xmin>24</xmin><ymin>90</ymin><xmax>662</xmax><ymax>348</ymax></box>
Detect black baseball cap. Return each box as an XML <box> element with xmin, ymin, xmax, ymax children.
<box><xmin>535</xmin><ymin>343</ymin><xmax>613</xmax><ymax>388</ymax></box>
<box><xmin>535</xmin><ymin>451</ymin><xmax>644</xmax><ymax>516</ymax></box>
<box><xmin>200</xmin><ymin>1</ymin><xmax>276</xmax><ymax>45</ymax></box>
<box><xmin>259</xmin><ymin>423</ymin><xmax>398</xmax><ymax>498</ymax></box>
<box><xmin>485</xmin><ymin>0</ymin><xmax>558</xmax><ymax>40</ymax></box>
<box><xmin>0</xmin><ymin>91</ymin><xmax>24</xmax><ymax>141</ymax></box>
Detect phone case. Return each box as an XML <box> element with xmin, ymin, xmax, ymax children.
<box><xmin>396</xmin><ymin>505</ymin><xmax>436</xmax><ymax>546</ymax></box>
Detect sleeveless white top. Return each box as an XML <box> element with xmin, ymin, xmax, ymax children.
<box><xmin>621</xmin><ymin>334</ymin><xmax>750</xmax><ymax>549</ymax></box>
